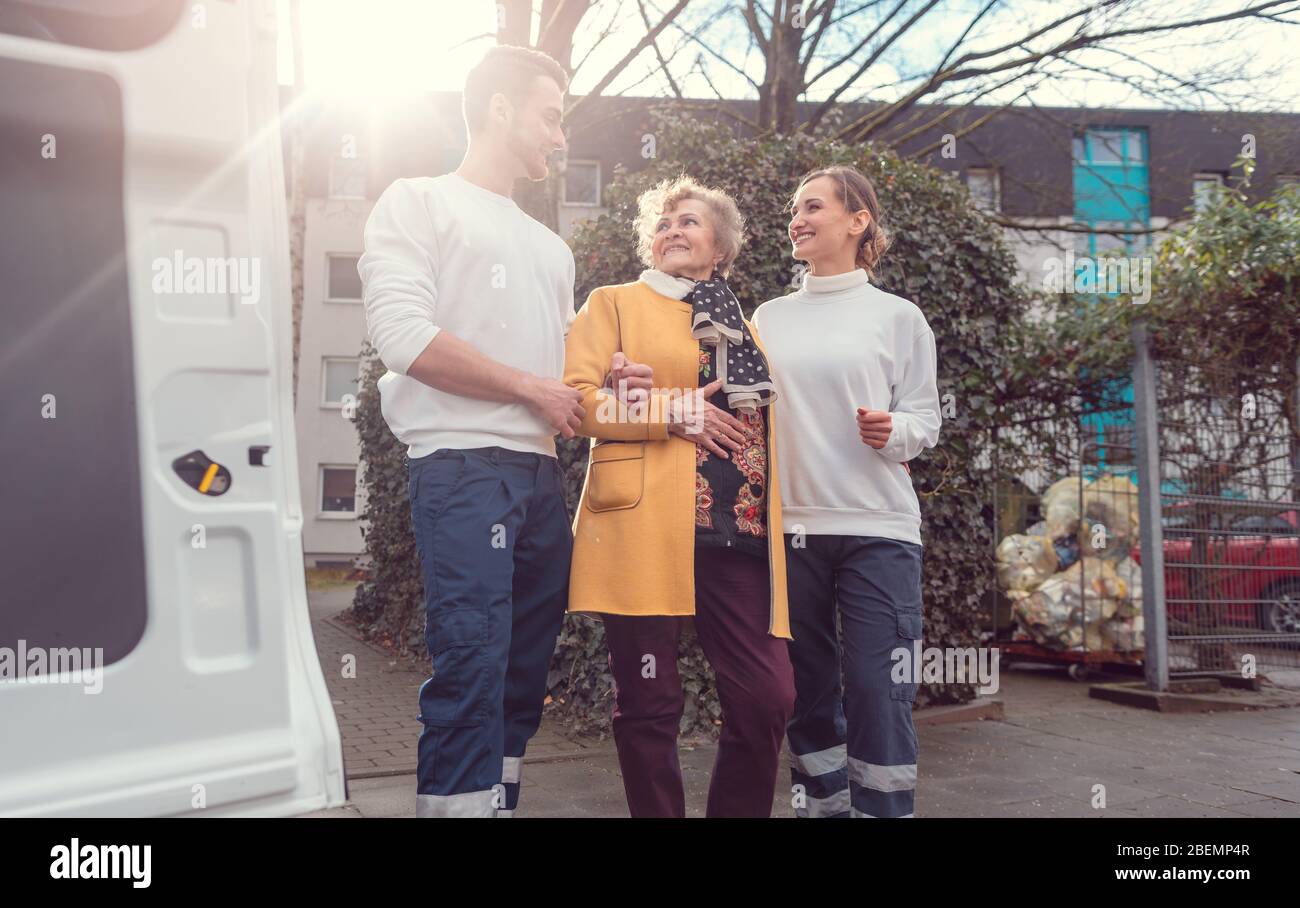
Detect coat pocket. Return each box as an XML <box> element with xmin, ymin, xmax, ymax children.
<box><xmin>585</xmin><ymin>441</ymin><xmax>645</xmax><ymax>512</ymax></box>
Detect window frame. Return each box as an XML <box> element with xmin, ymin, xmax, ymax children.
<box><xmin>1192</xmin><ymin>171</ymin><xmax>1226</xmax><ymax>213</ymax></box>
<box><xmin>562</xmin><ymin>159</ymin><xmax>602</xmax><ymax>207</ymax></box>
<box><xmin>318</xmin><ymin>464</ymin><xmax>359</xmax><ymax>519</ymax></box>
<box><xmin>324</xmin><ymin>252</ymin><xmax>363</xmax><ymax>304</ymax></box>
<box><xmin>965</xmin><ymin>166</ymin><xmax>1001</xmax><ymax>213</ymax></box>
<box><xmin>320</xmin><ymin>356</ymin><xmax>361</xmax><ymax>409</ymax></box>
<box><xmin>1075</xmin><ymin>128</ymin><xmax>1146</xmax><ymax>166</ymax></box>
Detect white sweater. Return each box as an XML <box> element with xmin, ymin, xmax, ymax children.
<box><xmin>753</xmin><ymin>269</ymin><xmax>940</xmax><ymax>545</ymax></box>
<box><xmin>359</xmin><ymin>174</ymin><xmax>576</xmax><ymax>458</ymax></box>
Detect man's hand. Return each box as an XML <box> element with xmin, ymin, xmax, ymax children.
<box><xmin>856</xmin><ymin>407</ymin><xmax>892</xmax><ymax>449</ymax></box>
<box><xmin>608</xmin><ymin>352</ymin><xmax>654</xmax><ymax>404</ymax></box>
<box><xmin>522</xmin><ymin>375</ymin><xmax>586</xmax><ymax>439</ymax></box>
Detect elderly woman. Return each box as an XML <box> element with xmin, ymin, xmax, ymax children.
<box><xmin>562</xmin><ymin>175</ymin><xmax>795</xmax><ymax>818</ymax></box>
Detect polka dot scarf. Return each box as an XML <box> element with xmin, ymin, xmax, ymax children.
<box><xmin>639</xmin><ymin>268</ymin><xmax>777</xmax><ymax>411</ymax></box>
<box><xmin>684</xmin><ymin>271</ymin><xmax>776</xmax><ymax>412</ymax></box>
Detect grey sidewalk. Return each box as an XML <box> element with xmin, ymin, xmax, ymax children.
<box><xmin>304</xmin><ymin>584</ymin><xmax>1300</xmax><ymax>818</ymax></box>
<box><xmin>308</xmin><ymin>584</ymin><xmax>587</xmax><ymax>780</ymax></box>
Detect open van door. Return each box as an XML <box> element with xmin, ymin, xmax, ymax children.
<box><xmin>0</xmin><ymin>0</ymin><xmax>346</xmax><ymax>816</ymax></box>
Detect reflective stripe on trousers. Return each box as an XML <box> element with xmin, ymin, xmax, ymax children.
<box><xmin>416</xmin><ymin>789</ymin><xmax>497</xmax><ymax>818</ymax></box>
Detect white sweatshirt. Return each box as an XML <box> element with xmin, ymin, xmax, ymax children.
<box><xmin>753</xmin><ymin>269</ymin><xmax>940</xmax><ymax>545</ymax></box>
<box><xmin>359</xmin><ymin>174</ymin><xmax>576</xmax><ymax>458</ymax></box>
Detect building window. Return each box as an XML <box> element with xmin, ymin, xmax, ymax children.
<box><xmin>326</xmin><ymin>253</ymin><xmax>362</xmax><ymax>302</ymax></box>
<box><xmin>966</xmin><ymin>167</ymin><xmax>1000</xmax><ymax>212</ymax></box>
<box><xmin>1192</xmin><ymin>172</ymin><xmax>1225</xmax><ymax>213</ymax></box>
<box><xmin>322</xmin><ymin>357</ymin><xmax>360</xmax><ymax>407</ymax></box>
<box><xmin>563</xmin><ymin>160</ymin><xmax>600</xmax><ymax>206</ymax></box>
<box><xmin>329</xmin><ymin>153</ymin><xmax>367</xmax><ymax>200</ymax></box>
<box><xmin>1072</xmin><ymin>127</ymin><xmax>1150</xmax><ymax>254</ymax></box>
<box><xmin>1073</xmin><ymin>128</ymin><xmax>1147</xmax><ymax>167</ymax></box>
<box><xmin>320</xmin><ymin>465</ymin><xmax>357</xmax><ymax>515</ymax></box>
<box><xmin>1076</xmin><ymin>128</ymin><xmax>1144</xmax><ymax>165</ymax></box>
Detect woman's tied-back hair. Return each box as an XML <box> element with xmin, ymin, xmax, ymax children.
<box><xmin>791</xmin><ymin>165</ymin><xmax>891</xmax><ymax>277</ymax></box>
<box><xmin>462</xmin><ymin>45</ymin><xmax>568</xmax><ymax>134</ymax></box>
<box><xmin>635</xmin><ymin>175</ymin><xmax>747</xmax><ymax>278</ymax></box>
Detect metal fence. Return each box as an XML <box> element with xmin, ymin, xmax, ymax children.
<box><xmin>1134</xmin><ymin>324</ymin><xmax>1300</xmax><ymax>684</ymax></box>
<box><xmin>990</xmin><ymin>326</ymin><xmax>1299</xmax><ymax>689</ymax></box>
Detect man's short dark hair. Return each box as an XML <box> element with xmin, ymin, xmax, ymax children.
<box><xmin>462</xmin><ymin>45</ymin><xmax>568</xmax><ymax>134</ymax></box>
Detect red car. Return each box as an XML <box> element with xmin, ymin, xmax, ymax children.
<box><xmin>1133</xmin><ymin>507</ymin><xmax>1300</xmax><ymax>634</ymax></box>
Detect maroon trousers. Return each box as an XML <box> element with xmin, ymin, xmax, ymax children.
<box><xmin>602</xmin><ymin>547</ymin><xmax>796</xmax><ymax>817</ymax></box>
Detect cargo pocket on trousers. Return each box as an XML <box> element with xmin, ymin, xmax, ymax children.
<box><xmin>418</xmin><ymin>608</ymin><xmax>489</xmax><ymax>727</ymax></box>
<box><xmin>585</xmin><ymin>441</ymin><xmax>645</xmax><ymax>512</ymax></box>
<box><xmin>891</xmin><ymin>609</ymin><xmax>923</xmax><ymax>702</ymax></box>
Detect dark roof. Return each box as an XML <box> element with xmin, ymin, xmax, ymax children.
<box><xmin>280</xmin><ymin>87</ymin><xmax>1300</xmax><ymax>218</ymax></box>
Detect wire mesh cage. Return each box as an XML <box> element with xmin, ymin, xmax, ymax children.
<box><xmin>1153</xmin><ymin>355</ymin><xmax>1300</xmax><ymax>677</ymax></box>
<box><xmin>989</xmin><ymin>428</ymin><xmax>1146</xmax><ymax>679</ymax></box>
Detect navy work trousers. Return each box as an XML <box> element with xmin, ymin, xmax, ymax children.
<box><xmin>407</xmin><ymin>446</ymin><xmax>571</xmax><ymax>818</ymax></box>
<box><xmin>783</xmin><ymin>534</ymin><xmax>923</xmax><ymax>818</ymax></box>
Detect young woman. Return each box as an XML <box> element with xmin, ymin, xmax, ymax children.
<box><xmin>753</xmin><ymin>165</ymin><xmax>941</xmax><ymax>819</ymax></box>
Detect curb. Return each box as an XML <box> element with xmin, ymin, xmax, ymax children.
<box><xmin>915</xmin><ymin>697</ymin><xmax>1005</xmax><ymax>727</ymax></box>
<box><xmin>1089</xmin><ymin>679</ymin><xmax>1300</xmax><ymax>712</ymax></box>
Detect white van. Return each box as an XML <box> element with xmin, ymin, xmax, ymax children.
<box><xmin>0</xmin><ymin>0</ymin><xmax>345</xmax><ymax>816</ymax></box>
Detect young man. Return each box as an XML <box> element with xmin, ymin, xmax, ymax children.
<box><xmin>359</xmin><ymin>45</ymin><xmax>586</xmax><ymax>818</ymax></box>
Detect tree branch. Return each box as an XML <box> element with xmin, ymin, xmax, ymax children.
<box><xmin>565</xmin><ymin>0</ymin><xmax>691</xmax><ymax>119</ymax></box>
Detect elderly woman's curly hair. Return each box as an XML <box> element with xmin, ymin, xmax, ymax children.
<box><xmin>634</xmin><ymin>175</ymin><xmax>747</xmax><ymax>278</ymax></box>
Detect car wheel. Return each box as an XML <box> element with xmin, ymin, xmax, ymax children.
<box><xmin>1261</xmin><ymin>582</ymin><xmax>1300</xmax><ymax>634</ymax></box>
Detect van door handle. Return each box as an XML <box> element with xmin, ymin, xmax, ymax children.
<box><xmin>172</xmin><ymin>450</ymin><xmax>231</xmax><ymax>495</ymax></box>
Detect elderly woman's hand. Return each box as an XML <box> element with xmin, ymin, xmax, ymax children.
<box><xmin>668</xmin><ymin>378</ymin><xmax>747</xmax><ymax>459</ymax></box>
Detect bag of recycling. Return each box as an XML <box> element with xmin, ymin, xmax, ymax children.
<box><xmin>996</xmin><ymin>533</ymin><xmax>1059</xmax><ymax>592</ymax></box>
<box><xmin>1041</xmin><ymin>475</ymin><xmax>1083</xmax><ymax>541</ymax></box>
<box><xmin>1054</xmin><ymin>557</ymin><xmax>1126</xmax><ymax>623</ymax></box>
<box><xmin>1111</xmin><ymin>556</ymin><xmax>1143</xmax><ymax>617</ymax></box>
<box><xmin>1014</xmin><ymin>557</ymin><xmax>1122</xmax><ymax>650</ymax></box>
<box><xmin>1014</xmin><ymin>571</ymin><xmax>1083</xmax><ymax>649</ymax></box>
<box><xmin>1079</xmin><ymin>474</ymin><xmax>1140</xmax><ymax>560</ymax></box>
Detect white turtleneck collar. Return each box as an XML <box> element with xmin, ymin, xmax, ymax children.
<box><xmin>639</xmin><ymin>268</ymin><xmax>697</xmax><ymax>301</ymax></box>
<box><xmin>802</xmin><ymin>268</ymin><xmax>871</xmax><ymax>295</ymax></box>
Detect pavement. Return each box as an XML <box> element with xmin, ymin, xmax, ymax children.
<box><xmin>302</xmin><ymin>584</ymin><xmax>1300</xmax><ymax>818</ymax></box>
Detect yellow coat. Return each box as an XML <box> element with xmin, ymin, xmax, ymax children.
<box><xmin>562</xmin><ymin>280</ymin><xmax>791</xmax><ymax>639</ymax></box>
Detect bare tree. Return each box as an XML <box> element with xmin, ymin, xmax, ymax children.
<box><xmin>664</xmin><ymin>1</ymin><xmax>1300</xmax><ymax>136</ymax></box>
